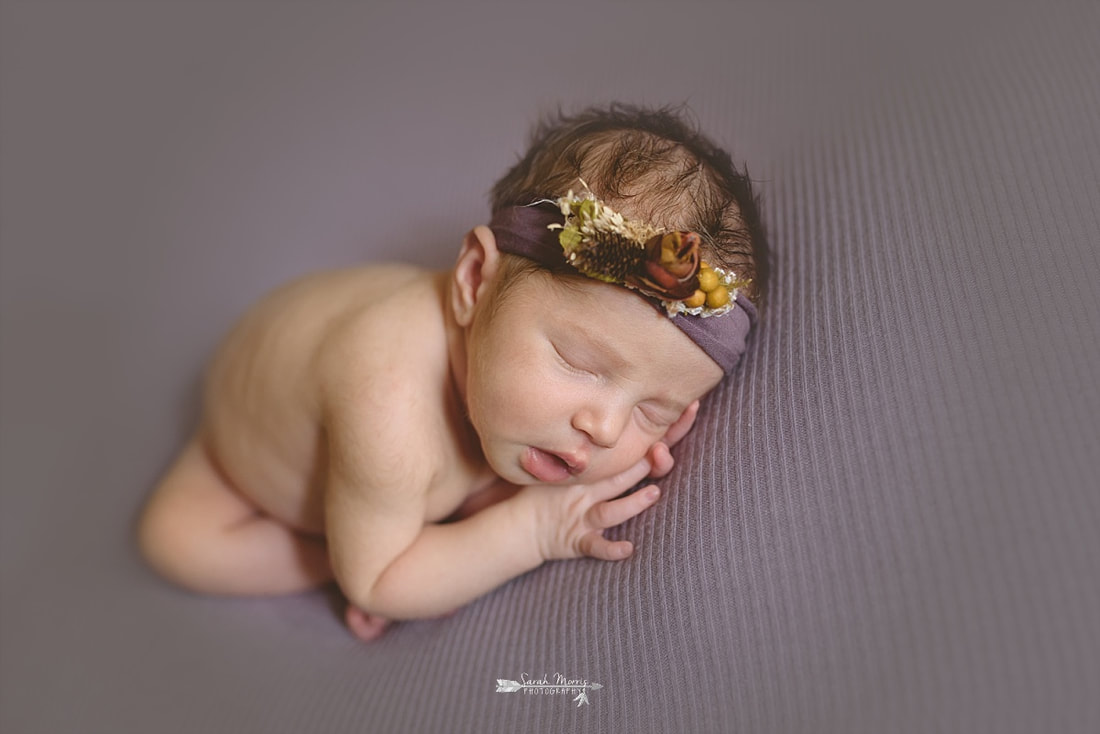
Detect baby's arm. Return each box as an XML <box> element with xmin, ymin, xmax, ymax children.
<box><xmin>327</xmin><ymin>444</ymin><xmax>660</xmax><ymax>620</ymax></box>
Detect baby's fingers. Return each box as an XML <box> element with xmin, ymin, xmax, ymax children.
<box><xmin>663</xmin><ymin>400</ymin><xmax>700</xmax><ymax>448</ymax></box>
<box><xmin>579</xmin><ymin>534</ymin><xmax>635</xmax><ymax>561</ymax></box>
<box><xmin>588</xmin><ymin>485</ymin><xmax>661</xmax><ymax>530</ymax></box>
<box><xmin>588</xmin><ymin>456</ymin><xmax>654</xmax><ymax>502</ymax></box>
<box><xmin>647</xmin><ymin>442</ymin><xmax>674</xmax><ymax>478</ymax></box>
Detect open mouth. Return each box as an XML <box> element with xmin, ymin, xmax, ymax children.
<box><xmin>521</xmin><ymin>447</ymin><xmax>582</xmax><ymax>483</ymax></box>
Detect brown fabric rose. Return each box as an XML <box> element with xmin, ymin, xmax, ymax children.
<box><xmin>626</xmin><ymin>231</ymin><xmax>702</xmax><ymax>300</ymax></box>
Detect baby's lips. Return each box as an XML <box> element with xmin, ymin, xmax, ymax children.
<box><xmin>557</xmin><ymin>450</ymin><xmax>588</xmax><ymax>476</ymax></box>
<box><xmin>521</xmin><ymin>447</ymin><xmax>572</xmax><ymax>483</ymax></box>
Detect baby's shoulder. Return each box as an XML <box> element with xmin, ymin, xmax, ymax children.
<box><xmin>313</xmin><ymin>265</ymin><xmax>449</xmax><ymax>440</ymax></box>
<box><xmin>314</xmin><ymin>265</ymin><xmax>445</xmax><ymax>371</ymax></box>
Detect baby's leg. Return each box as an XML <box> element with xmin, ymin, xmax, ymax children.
<box><xmin>137</xmin><ymin>436</ymin><xmax>333</xmax><ymax>596</ymax></box>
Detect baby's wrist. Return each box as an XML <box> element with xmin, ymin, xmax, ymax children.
<box><xmin>510</xmin><ymin>486</ymin><xmax>556</xmax><ymax>565</ymax></box>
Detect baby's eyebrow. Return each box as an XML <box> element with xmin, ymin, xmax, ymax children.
<box><xmin>568</xmin><ymin>323</ymin><xmax>632</xmax><ymax>373</ymax></box>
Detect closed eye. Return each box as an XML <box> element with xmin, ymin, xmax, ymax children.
<box><xmin>552</xmin><ymin>343</ymin><xmax>596</xmax><ymax>378</ymax></box>
<box><xmin>635</xmin><ymin>404</ymin><xmax>673</xmax><ymax>431</ymax></box>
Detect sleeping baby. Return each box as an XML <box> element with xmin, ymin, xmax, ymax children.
<box><xmin>137</xmin><ymin>103</ymin><xmax>768</xmax><ymax>641</ymax></box>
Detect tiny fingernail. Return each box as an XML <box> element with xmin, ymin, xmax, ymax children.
<box><xmin>645</xmin><ymin>487</ymin><xmax>660</xmax><ymax>501</ymax></box>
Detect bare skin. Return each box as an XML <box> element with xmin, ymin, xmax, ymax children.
<box><xmin>137</xmin><ymin>226</ymin><xmax>720</xmax><ymax>641</ymax></box>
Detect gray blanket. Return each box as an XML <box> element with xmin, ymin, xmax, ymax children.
<box><xmin>2</xmin><ymin>1</ymin><xmax>1097</xmax><ymax>731</ymax></box>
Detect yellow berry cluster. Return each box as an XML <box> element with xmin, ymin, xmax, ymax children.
<box><xmin>683</xmin><ymin>261</ymin><xmax>730</xmax><ymax>309</ymax></box>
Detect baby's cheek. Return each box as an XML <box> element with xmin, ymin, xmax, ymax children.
<box><xmin>606</xmin><ymin>434</ymin><xmax>659</xmax><ymax>475</ymax></box>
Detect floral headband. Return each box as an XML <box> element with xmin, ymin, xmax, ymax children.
<box><xmin>488</xmin><ymin>187</ymin><xmax>757</xmax><ymax>374</ymax></box>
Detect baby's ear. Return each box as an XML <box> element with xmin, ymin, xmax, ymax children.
<box><xmin>451</xmin><ymin>225</ymin><xmax>501</xmax><ymax>327</ymax></box>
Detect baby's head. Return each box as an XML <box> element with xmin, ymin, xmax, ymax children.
<box><xmin>449</xmin><ymin>104</ymin><xmax>768</xmax><ymax>486</ymax></box>
<box><xmin>491</xmin><ymin>103</ymin><xmax>768</xmax><ymax>307</ymax></box>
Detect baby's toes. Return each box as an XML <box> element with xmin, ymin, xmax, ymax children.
<box><xmin>345</xmin><ymin>604</ymin><xmax>390</xmax><ymax>642</ymax></box>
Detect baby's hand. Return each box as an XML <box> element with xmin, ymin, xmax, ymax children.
<box><xmin>645</xmin><ymin>399</ymin><xmax>700</xmax><ymax>479</ymax></box>
<box><xmin>525</xmin><ymin>457</ymin><xmax>661</xmax><ymax>563</ymax></box>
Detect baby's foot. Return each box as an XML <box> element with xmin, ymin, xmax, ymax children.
<box><xmin>344</xmin><ymin>604</ymin><xmax>391</xmax><ymax>642</ymax></box>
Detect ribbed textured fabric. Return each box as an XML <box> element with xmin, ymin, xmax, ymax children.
<box><xmin>2</xmin><ymin>1</ymin><xmax>1097</xmax><ymax>732</ymax></box>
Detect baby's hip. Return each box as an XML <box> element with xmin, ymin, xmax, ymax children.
<box><xmin>197</xmin><ymin>419</ymin><xmax>328</xmax><ymax>535</ymax></box>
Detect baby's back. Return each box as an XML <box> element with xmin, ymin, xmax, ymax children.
<box><xmin>199</xmin><ymin>264</ymin><xmax>431</xmax><ymax>533</ymax></box>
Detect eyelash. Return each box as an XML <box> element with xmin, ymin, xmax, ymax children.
<box><xmin>553</xmin><ymin>344</ymin><xmax>594</xmax><ymax>378</ymax></box>
<box><xmin>635</xmin><ymin>405</ymin><xmax>670</xmax><ymax>430</ymax></box>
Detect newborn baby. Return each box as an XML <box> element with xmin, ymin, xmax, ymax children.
<box><xmin>137</xmin><ymin>103</ymin><xmax>768</xmax><ymax>641</ymax></box>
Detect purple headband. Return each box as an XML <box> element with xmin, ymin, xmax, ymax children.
<box><xmin>488</xmin><ymin>203</ymin><xmax>757</xmax><ymax>374</ymax></box>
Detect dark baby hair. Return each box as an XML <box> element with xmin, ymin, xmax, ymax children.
<box><xmin>490</xmin><ymin>103</ymin><xmax>769</xmax><ymax>306</ymax></box>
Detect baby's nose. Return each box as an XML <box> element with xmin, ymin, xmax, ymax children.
<box><xmin>572</xmin><ymin>405</ymin><xmax>627</xmax><ymax>449</ymax></box>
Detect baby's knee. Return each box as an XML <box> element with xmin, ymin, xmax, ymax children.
<box><xmin>136</xmin><ymin>438</ymin><xmax>250</xmax><ymax>590</ymax></box>
<box><xmin>136</xmin><ymin>470</ymin><xmax>233</xmax><ymax>592</ymax></box>
<box><xmin>135</xmin><ymin>485</ymin><xmax>201</xmax><ymax>589</ymax></box>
